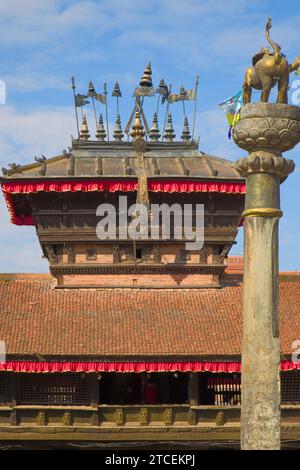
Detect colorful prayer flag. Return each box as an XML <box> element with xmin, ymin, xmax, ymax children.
<box><xmin>218</xmin><ymin>90</ymin><xmax>243</xmax><ymax>139</ymax></box>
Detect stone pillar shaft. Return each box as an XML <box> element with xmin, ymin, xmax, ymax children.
<box><xmin>241</xmin><ymin>212</ymin><xmax>280</xmax><ymax>449</ymax></box>
<box><xmin>234</xmin><ymin>103</ymin><xmax>299</xmax><ymax>450</ymax></box>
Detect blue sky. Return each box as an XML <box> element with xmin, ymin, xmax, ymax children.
<box><xmin>0</xmin><ymin>0</ymin><xmax>300</xmax><ymax>272</ymax></box>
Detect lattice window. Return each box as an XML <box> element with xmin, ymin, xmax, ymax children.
<box><xmin>207</xmin><ymin>373</ymin><xmax>241</xmax><ymax>405</ymax></box>
<box><xmin>214</xmin><ymin>194</ymin><xmax>244</xmax><ymax>212</ymax></box>
<box><xmin>17</xmin><ymin>373</ymin><xmax>89</xmax><ymax>405</ymax></box>
<box><xmin>281</xmin><ymin>371</ymin><xmax>300</xmax><ymax>403</ymax></box>
<box><xmin>0</xmin><ymin>373</ymin><xmax>8</xmax><ymax>404</ymax></box>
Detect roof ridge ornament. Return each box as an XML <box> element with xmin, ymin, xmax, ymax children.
<box><xmin>163</xmin><ymin>112</ymin><xmax>176</xmax><ymax>142</ymax></box>
<box><xmin>96</xmin><ymin>113</ymin><xmax>106</xmax><ymax>141</ymax></box>
<box><xmin>149</xmin><ymin>112</ymin><xmax>161</xmax><ymax>142</ymax></box>
<box><xmin>113</xmin><ymin>113</ymin><xmax>124</xmax><ymax>141</ymax></box>
<box><xmin>139</xmin><ymin>62</ymin><xmax>152</xmax><ymax>88</ymax></box>
<box><xmin>130</xmin><ymin>108</ymin><xmax>145</xmax><ymax>140</ymax></box>
<box><xmin>181</xmin><ymin>116</ymin><xmax>191</xmax><ymax>141</ymax></box>
<box><xmin>79</xmin><ymin>113</ymin><xmax>90</xmax><ymax>140</ymax></box>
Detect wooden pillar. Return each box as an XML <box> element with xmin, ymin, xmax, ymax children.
<box><xmin>8</xmin><ymin>372</ymin><xmax>17</xmax><ymax>407</ymax></box>
<box><xmin>188</xmin><ymin>372</ymin><xmax>199</xmax><ymax>406</ymax></box>
<box><xmin>89</xmin><ymin>373</ymin><xmax>99</xmax><ymax>406</ymax></box>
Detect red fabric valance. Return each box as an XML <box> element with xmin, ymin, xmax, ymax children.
<box><xmin>3</xmin><ymin>192</ymin><xmax>34</xmax><ymax>226</ymax></box>
<box><xmin>1</xmin><ymin>179</ymin><xmax>245</xmax><ymax>226</ymax></box>
<box><xmin>148</xmin><ymin>180</ymin><xmax>246</xmax><ymax>194</ymax></box>
<box><xmin>1</xmin><ymin>180</ymin><xmax>246</xmax><ymax>196</ymax></box>
<box><xmin>0</xmin><ymin>361</ymin><xmax>298</xmax><ymax>373</ymax></box>
<box><xmin>1</xmin><ymin>180</ymin><xmax>138</xmax><ymax>194</ymax></box>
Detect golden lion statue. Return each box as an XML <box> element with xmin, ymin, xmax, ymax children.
<box><xmin>243</xmin><ymin>17</ymin><xmax>300</xmax><ymax>104</ymax></box>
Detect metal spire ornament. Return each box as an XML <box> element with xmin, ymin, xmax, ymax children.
<box><xmin>80</xmin><ymin>114</ymin><xmax>90</xmax><ymax>140</ymax></box>
<box><xmin>71</xmin><ymin>77</ymin><xmax>80</xmax><ymax>138</ymax></box>
<box><xmin>130</xmin><ymin>108</ymin><xmax>146</xmax><ymax>140</ymax></box>
<box><xmin>140</xmin><ymin>62</ymin><xmax>152</xmax><ymax>87</ymax></box>
<box><xmin>162</xmin><ymin>83</ymin><xmax>172</xmax><ymax>141</ymax></box>
<box><xmin>113</xmin><ymin>114</ymin><xmax>124</xmax><ymax>141</ymax></box>
<box><xmin>112</xmin><ymin>81</ymin><xmax>122</xmax><ymax>114</ymax></box>
<box><xmin>156</xmin><ymin>77</ymin><xmax>167</xmax><ymax>115</ymax></box>
<box><xmin>96</xmin><ymin>113</ymin><xmax>106</xmax><ymax>141</ymax></box>
<box><xmin>125</xmin><ymin>97</ymin><xmax>150</xmax><ymax>137</ymax></box>
<box><xmin>163</xmin><ymin>112</ymin><xmax>175</xmax><ymax>142</ymax></box>
<box><xmin>192</xmin><ymin>75</ymin><xmax>199</xmax><ymax>140</ymax></box>
<box><xmin>133</xmin><ymin>63</ymin><xmax>155</xmax><ymax>98</ymax></box>
<box><xmin>87</xmin><ymin>80</ymin><xmax>98</xmax><ymax>128</ymax></box>
<box><xmin>103</xmin><ymin>83</ymin><xmax>109</xmax><ymax>141</ymax></box>
<box><xmin>149</xmin><ymin>113</ymin><xmax>161</xmax><ymax>142</ymax></box>
<box><xmin>179</xmin><ymin>84</ymin><xmax>187</xmax><ymax>117</ymax></box>
<box><xmin>181</xmin><ymin>116</ymin><xmax>191</xmax><ymax>141</ymax></box>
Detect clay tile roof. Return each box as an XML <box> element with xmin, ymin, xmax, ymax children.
<box><xmin>0</xmin><ymin>274</ymin><xmax>299</xmax><ymax>359</ymax></box>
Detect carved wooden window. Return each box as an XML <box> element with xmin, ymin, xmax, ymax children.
<box><xmin>17</xmin><ymin>373</ymin><xmax>89</xmax><ymax>405</ymax></box>
<box><xmin>0</xmin><ymin>373</ymin><xmax>9</xmax><ymax>405</ymax></box>
<box><xmin>180</xmin><ymin>250</ymin><xmax>191</xmax><ymax>261</ymax></box>
<box><xmin>135</xmin><ymin>246</ymin><xmax>152</xmax><ymax>261</ymax></box>
<box><xmin>203</xmin><ymin>373</ymin><xmax>241</xmax><ymax>406</ymax></box>
<box><xmin>86</xmin><ymin>248</ymin><xmax>97</xmax><ymax>261</ymax></box>
<box><xmin>281</xmin><ymin>371</ymin><xmax>300</xmax><ymax>403</ymax></box>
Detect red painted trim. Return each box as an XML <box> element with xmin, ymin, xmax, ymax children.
<box><xmin>148</xmin><ymin>180</ymin><xmax>246</xmax><ymax>194</ymax></box>
<box><xmin>0</xmin><ymin>361</ymin><xmax>298</xmax><ymax>373</ymax></box>
<box><xmin>1</xmin><ymin>179</ymin><xmax>246</xmax><ymax>226</ymax></box>
<box><xmin>1</xmin><ymin>180</ymin><xmax>138</xmax><ymax>194</ymax></box>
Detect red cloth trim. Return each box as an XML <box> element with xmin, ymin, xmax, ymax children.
<box><xmin>1</xmin><ymin>180</ymin><xmax>138</xmax><ymax>226</ymax></box>
<box><xmin>1</xmin><ymin>179</ymin><xmax>245</xmax><ymax>227</ymax></box>
<box><xmin>280</xmin><ymin>361</ymin><xmax>300</xmax><ymax>371</ymax></box>
<box><xmin>0</xmin><ymin>361</ymin><xmax>240</xmax><ymax>373</ymax></box>
<box><xmin>2</xmin><ymin>192</ymin><xmax>34</xmax><ymax>226</ymax></box>
<box><xmin>1</xmin><ymin>180</ymin><xmax>138</xmax><ymax>194</ymax></box>
<box><xmin>148</xmin><ymin>180</ymin><xmax>246</xmax><ymax>194</ymax></box>
<box><xmin>2</xmin><ymin>180</ymin><xmax>246</xmax><ymax>195</ymax></box>
<box><xmin>0</xmin><ymin>361</ymin><xmax>298</xmax><ymax>373</ymax></box>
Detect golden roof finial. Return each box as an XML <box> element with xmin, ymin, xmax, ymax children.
<box><xmin>88</xmin><ymin>80</ymin><xmax>95</xmax><ymax>95</ymax></box>
<box><xmin>181</xmin><ymin>116</ymin><xmax>191</xmax><ymax>141</ymax></box>
<box><xmin>163</xmin><ymin>112</ymin><xmax>175</xmax><ymax>142</ymax></box>
<box><xmin>139</xmin><ymin>62</ymin><xmax>152</xmax><ymax>87</ymax></box>
<box><xmin>149</xmin><ymin>112</ymin><xmax>161</xmax><ymax>142</ymax></box>
<box><xmin>179</xmin><ymin>84</ymin><xmax>186</xmax><ymax>98</ymax></box>
<box><xmin>96</xmin><ymin>113</ymin><xmax>106</xmax><ymax>141</ymax></box>
<box><xmin>80</xmin><ymin>113</ymin><xmax>90</xmax><ymax>140</ymax></box>
<box><xmin>130</xmin><ymin>108</ymin><xmax>145</xmax><ymax>140</ymax></box>
<box><xmin>113</xmin><ymin>114</ymin><xmax>124</xmax><ymax>141</ymax></box>
<box><xmin>112</xmin><ymin>81</ymin><xmax>122</xmax><ymax>97</ymax></box>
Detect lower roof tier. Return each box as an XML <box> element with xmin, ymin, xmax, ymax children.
<box><xmin>0</xmin><ymin>273</ymin><xmax>299</xmax><ymax>359</ymax></box>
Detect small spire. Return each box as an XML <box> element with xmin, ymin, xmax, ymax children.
<box><xmin>139</xmin><ymin>62</ymin><xmax>152</xmax><ymax>87</ymax></box>
<box><xmin>96</xmin><ymin>114</ymin><xmax>106</xmax><ymax>141</ymax></box>
<box><xmin>80</xmin><ymin>113</ymin><xmax>90</xmax><ymax>140</ymax></box>
<box><xmin>130</xmin><ymin>108</ymin><xmax>145</xmax><ymax>140</ymax></box>
<box><xmin>149</xmin><ymin>113</ymin><xmax>161</xmax><ymax>142</ymax></box>
<box><xmin>179</xmin><ymin>84</ymin><xmax>186</xmax><ymax>98</ymax></box>
<box><xmin>88</xmin><ymin>80</ymin><xmax>95</xmax><ymax>95</ymax></box>
<box><xmin>113</xmin><ymin>114</ymin><xmax>124</xmax><ymax>141</ymax></box>
<box><xmin>158</xmin><ymin>78</ymin><xmax>165</xmax><ymax>91</ymax></box>
<box><xmin>163</xmin><ymin>112</ymin><xmax>176</xmax><ymax>142</ymax></box>
<box><xmin>112</xmin><ymin>81</ymin><xmax>122</xmax><ymax>97</ymax></box>
<box><xmin>181</xmin><ymin>116</ymin><xmax>191</xmax><ymax>141</ymax></box>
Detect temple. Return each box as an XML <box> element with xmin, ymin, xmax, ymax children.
<box><xmin>0</xmin><ymin>66</ymin><xmax>300</xmax><ymax>447</ymax></box>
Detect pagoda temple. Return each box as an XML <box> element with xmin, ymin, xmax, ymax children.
<box><xmin>0</xmin><ymin>66</ymin><xmax>300</xmax><ymax>447</ymax></box>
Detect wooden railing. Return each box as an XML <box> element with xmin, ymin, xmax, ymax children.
<box><xmin>0</xmin><ymin>404</ymin><xmax>300</xmax><ymax>442</ymax></box>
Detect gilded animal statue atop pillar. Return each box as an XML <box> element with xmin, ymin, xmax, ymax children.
<box><xmin>243</xmin><ymin>17</ymin><xmax>300</xmax><ymax>104</ymax></box>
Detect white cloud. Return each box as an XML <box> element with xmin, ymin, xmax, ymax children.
<box><xmin>0</xmin><ymin>105</ymin><xmax>77</xmax><ymax>167</ymax></box>
<box><xmin>0</xmin><ymin>196</ymin><xmax>49</xmax><ymax>272</ymax></box>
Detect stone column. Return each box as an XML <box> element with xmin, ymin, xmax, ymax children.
<box><xmin>233</xmin><ymin>103</ymin><xmax>300</xmax><ymax>450</ymax></box>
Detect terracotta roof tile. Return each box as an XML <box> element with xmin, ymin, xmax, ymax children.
<box><xmin>0</xmin><ymin>276</ymin><xmax>299</xmax><ymax>359</ymax></box>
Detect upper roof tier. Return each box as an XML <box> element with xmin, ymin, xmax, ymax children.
<box><xmin>1</xmin><ymin>140</ymin><xmax>242</xmax><ymax>181</ymax></box>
